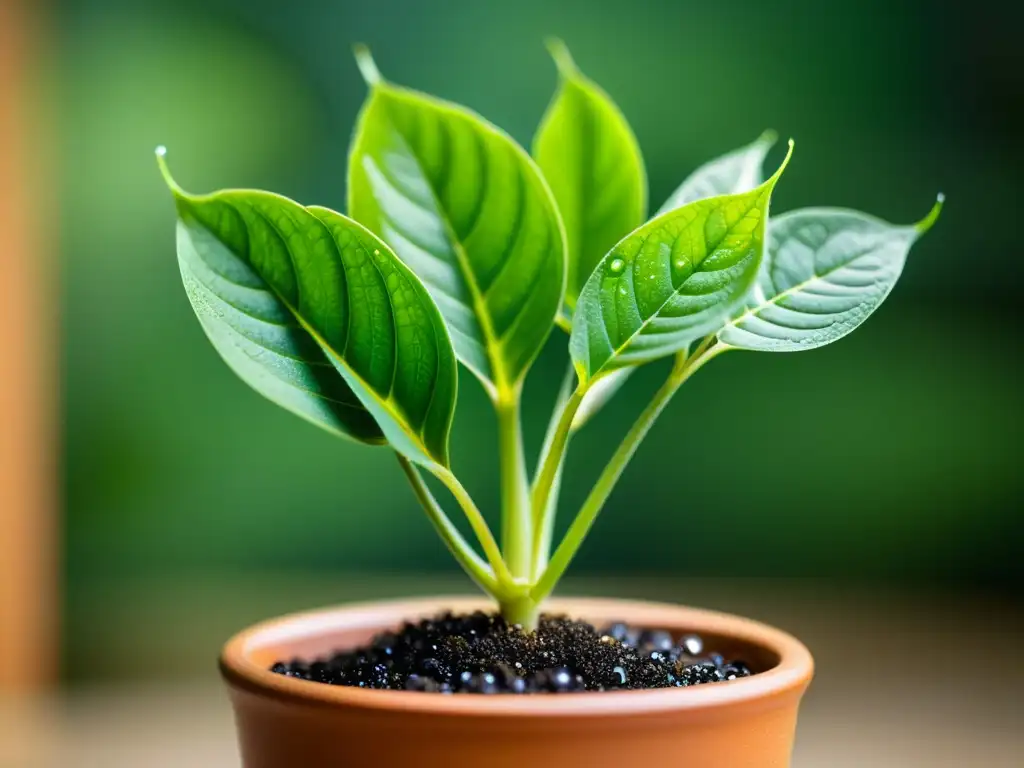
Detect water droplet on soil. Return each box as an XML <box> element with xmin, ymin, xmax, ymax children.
<box><xmin>680</xmin><ymin>633</ymin><xmax>703</xmax><ymax>657</ymax></box>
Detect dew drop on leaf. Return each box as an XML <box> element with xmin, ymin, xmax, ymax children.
<box><xmin>608</xmin><ymin>258</ymin><xmax>625</xmax><ymax>275</ymax></box>
<box><xmin>670</xmin><ymin>256</ymin><xmax>691</xmax><ymax>282</ymax></box>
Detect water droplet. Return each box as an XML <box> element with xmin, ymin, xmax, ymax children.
<box><xmin>680</xmin><ymin>634</ymin><xmax>703</xmax><ymax>657</ymax></box>
<box><xmin>608</xmin><ymin>258</ymin><xmax>625</xmax><ymax>275</ymax></box>
<box><xmin>373</xmin><ymin>249</ymin><xmax>380</xmax><ymax>256</ymax></box>
<box><xmin>671</xmin><ymin>255</ymin><xmax>692</xmax><ymax>282</ymax></box>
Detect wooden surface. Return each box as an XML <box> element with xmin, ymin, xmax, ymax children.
<box><xmin>2</xmin><ymin>578</ymin><xmax>1022</xmax><ymax>767</ymax></box>
<box><xmin>0</xmin><ymin>0</ymin><xmax>57</xmax><ymax>693</ymax></box>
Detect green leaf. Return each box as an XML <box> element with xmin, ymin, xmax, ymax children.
<box><xmin>657</xmin><ymin>131</ymin><xmax>777</xmax><ymax>216</ymax></box>
<box><xmin>717</xmin><ymin>196</ymin><xmax>944</xmax><ymax>351</ymax></box>
<box><xmin>571</xmin><ymin>131</ymin><xmax>774</xmax><ymax>429</ymax></box>
<box><xmin>159</xmin><ymin>148</ymin><xmax>458</xmax><ymax>468</ymax></box>
<box><xmin>571</xmin><ymin>368</ymin><xmax>631</xmax><ymax>429</ymax></box>
<box><xmin>347</xmin><ymin>47</ymin><xmax>566</xmax><ymax>397</ymax></box>
<box><xmin>570</xmin><ymin>142</ymin><xmax>793</xmax><ymax>383</ymax></box>
<box><xmin>532</xmin><ymin>39</ymin><xmax>646</xmax><ymax>316</ymax></box>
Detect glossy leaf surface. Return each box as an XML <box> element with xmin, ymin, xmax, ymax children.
<box><xmin>163</xmin><ymin>151</ymin><xmax>457</xmax><ymax>467</ymax></box>
<box><xmin>533</xmin><ymin>39</ymin><xmax>646</xmax><ymax>316</ymax></box>
<box><xmin>573</xmin><ymin>131</ymin><xmax>774</xmax><ymax>428</ymax></box>
<box><xmin>570</xmin><ymin>144</ymin><xmax>792</xmax><ymax>383</ymax></box>
<box><xmin>718</xmin><ymin>198</ymin><xmax>943</xmax><ymax>351</ymax></box>
<box><xmin>348</xmin><ymin>50</ymin><xmax>565</xmax><ymax>396</ymax></box>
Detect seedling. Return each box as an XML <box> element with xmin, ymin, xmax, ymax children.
<box><xmin>158</xmin><ymin>41</ymin><xmax>941</xmax><ymax>630</ymax></box>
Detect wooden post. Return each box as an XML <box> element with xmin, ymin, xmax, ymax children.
<box><xmin>0</xmin><ymin>0</ymin><xmax>57</xmax><ymax>692</ymax></box>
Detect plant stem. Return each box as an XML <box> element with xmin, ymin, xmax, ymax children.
<box><xmin>498</xmin><ymin>592</ymin><xmax>540</xmax><ymax>630</ymax></box>
<box><xmin>496</xmin><ymin>388</ymin><xmax>531</xmax><ymax>580</ymax></box>
<box><xmin>531</xmin><ymin>340</ymin><xmax>724</xmax><ymax>603</ymax></box>
<box><xmin>396</xmin><ymin>454</ymin><xmax>499</xmax><ymax>594</ymax></box>
<box><xmin>530</xmin><ymin>363</ymin><xmax>577</xmax><ymax>579</ymax></box>
<box><xmin>529</xmin><ymin>380</ymin><xmax>585</xmax><ymax>565</ymax></box>
<box><xmin>432</xmin><ymin>465</ymin><xmax>516</xmax><ymax>589</ymax></box>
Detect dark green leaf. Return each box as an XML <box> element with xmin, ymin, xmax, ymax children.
<box><xmin>718</xmin><ymin>197</ymin><xmax>944</xmax><ymax>351</ymax></box>
<box><xmin>533</xmin><ymin>39</ymin><xmax>646</xmax><ymax>317</ymax></box>
<box><xmin>347</xmin><ymin>48</ymin><xmax>565</xmax><ymax>397</ymax></box>
<box><xmin>570</xmin><ymin>142</ymin><xmax>792</xmax><ymax>383</ymax></box>
<box><xmin>160</xmin><ymin>149</ymin><xmax>458</xmax><ymax>467</ymax></box>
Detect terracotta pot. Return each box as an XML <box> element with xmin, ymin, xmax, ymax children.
<box><xmin>220</xmin><ymin>596</ymin><xmax>813</xmax><ymax>768</ymax></box>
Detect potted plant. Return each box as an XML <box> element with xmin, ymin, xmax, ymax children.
<box><xmin>157</xmin><ymin>40</ymin><xmax>941</xmax><ymax>768</ymax></box>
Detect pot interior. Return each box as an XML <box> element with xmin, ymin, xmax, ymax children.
<box><xmin>241</xmin><ymin>602</ymin><xmax>783</xmax><ymax>676</ymax></box>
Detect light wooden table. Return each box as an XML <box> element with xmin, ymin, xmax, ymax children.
<box><xmin>3</xmin><ymin>577</ymin><xmax>1022</xmax><ymax>767</ymax></box>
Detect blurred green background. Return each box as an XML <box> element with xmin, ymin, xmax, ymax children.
<box><xmin>60</xmin><ymin>0</ymin><xmax>1021</xmax><ymax>678</ymax></box>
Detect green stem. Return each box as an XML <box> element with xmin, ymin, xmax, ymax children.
<box><xmin>431</xmin><ymin>465</ymin><xmax>516</xmax><ymax>589</ymax></box>
<box><xmin>529</xmin><ymin>380</ymin><xmax>586</xmax><ymax>562</ymax></box>
<box><xmin>396</xmin><ymin>455</ymin><xmax>499</xmax><ymax>595</ymax></box>
<box><xmin>531</xmin><ymin>340</ymin><xmax>724</xmax><ymax>603</ymax></box>
<box><xmin>498</xmin><ymin>592</ymin><xmax>541</xmax><ymax>630</ymax></box>
<box><xmin>530</xmin><ymin>363</ymin><xmax>577</xmax><ymax>580</ymax></box>
<box><xmin>496</xmin><ymin>388</ymin><xmax>531</xmax><ymax>580</ymax></box>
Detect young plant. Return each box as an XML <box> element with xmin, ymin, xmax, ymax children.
<box><xmin>158</xmin><ymin>41</ymin><xmax>942</xmax><ymax>630</ymax></box>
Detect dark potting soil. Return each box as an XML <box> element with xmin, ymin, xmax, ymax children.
<box><xmin>270</xmin><ymin>612</ymin><xmax>752</xmax><ymax>694</ymax></box>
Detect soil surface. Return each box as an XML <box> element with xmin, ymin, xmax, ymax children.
<box><xmin>270</xmin><ymin>611</ymin><xmax>752</xmax><ymax>693</ymax></box>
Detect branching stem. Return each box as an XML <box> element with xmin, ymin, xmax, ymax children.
<box><xmin>530</xmin><ymin>363</ymin><xmax>578</xmax><ymax>578</ymax></box>
<box><xmin>431</xmin><ymin>465</ymin><xmax>516</xmax><ymax>589</ymax></box>
<box><xmin>400</xmin><ymin>332</ymin><xmax>724</xmax><ymax>629</ymax></box>
<box><xmin>529</xmin><ymin>379</ymin><xmax>585</xmax><ymax>558</ymax></box>
<box><xmin>531</xmin><ymin>339</ymin><xmax>725</xmax><ymax>602</ymax></box>
<box><xmin>396</xmin><ymin>454</ymin><xmax>499</xmax><ymax>594</ymax></box>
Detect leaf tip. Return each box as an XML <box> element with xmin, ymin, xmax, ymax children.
<box><xmin>353</xmin><ymin>43</ymin><xmax>382</xmax><ymax>86</ymax></box>
<box><xmin>756</xmin><ymin>129</ymin><xmax>779</xmax><ymax>148</ymax></box>
<box><xmin>916</xmin><ymin>193</ymin><xmax>945</xmax><ymax>234</ymax></box>
<box><xmin>155</xmin><ymin>145</ymin><xmax>184</xmax><ymax>197</ymax></box>
<box><xmin>544</xmin><ymin>37</ymin><xmax>578</xmax><ymax>77</ymax></box>
<box><xmin>766</xmin><ymin>138</ymin><xmax>795</xmax><ymax>186</ymax></box>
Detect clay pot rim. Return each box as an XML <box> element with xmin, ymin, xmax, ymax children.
<box><xmin>220</xmin><ymin>595</ymin><xmax>813</xmax><ymax>717</ymax></box>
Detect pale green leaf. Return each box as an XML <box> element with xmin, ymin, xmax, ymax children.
<box><xmin>718</xmin><ymin>196</ymin><xmax>944</xmax><ymax>351</ymax></box>
<box><xmin>347</xmin><ymin>48</ymin><xmax>566</xmax><ymax>397</ymax></box>
<box><xmin>571</xmin><ymin>367</ymin><xmax>632</xmax><ymax>429</ymax></box>
<box><xmin>570</xmin><ymin>142</ymin><xmax>793</xmax><ymax>383</ymax></box>
<box><xmin>160</xmin><ymin>149</ymin><xmax>458</xmax><ymax>468</ymax></box>
<box><xmin>657</xmin><ymin>131</ymin><xmax>776</xmax><ymax>216</ymax></box>
<box><xmin>533</xmin><ymin>39</ymin><xmax>646</xmax><ymax>316</ymax></box>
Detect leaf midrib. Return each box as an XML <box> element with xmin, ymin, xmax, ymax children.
<box><xmin>596</xmin><ymin>191</ymin><xmax>767</xmax><ymax>377</ymax></box>
<box><xmin>282</xmin><ymin>256</ymin><xmax>445</xmax><ymax>468</ymax></box>
<box><xmin>720</xmin><ymin>227</ymin><xmax>912</xmax><ymax>338</ymax></box>
<box><xmin>189</xmin><ymin>199</ymin><xmax>446</xmax><ymax>468</ymax></box>
<box><xmin>377</xmin><ymin>86</ymin><xmax>514</xmax><ymax>395</ymax></box>
<box><xmin>182</xmin><ymin>261</ymin><xmax>370</xmax><ymax>411</ymax></box>
<box><xmin>310</xmin><ymin>212</ymin><xmax>448</xmax><ymax>463</ymax></box>
<box><xmin>246</xmin><ymin>202</ymin><xmax>391</xmax><ymax>394</ymax></box>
